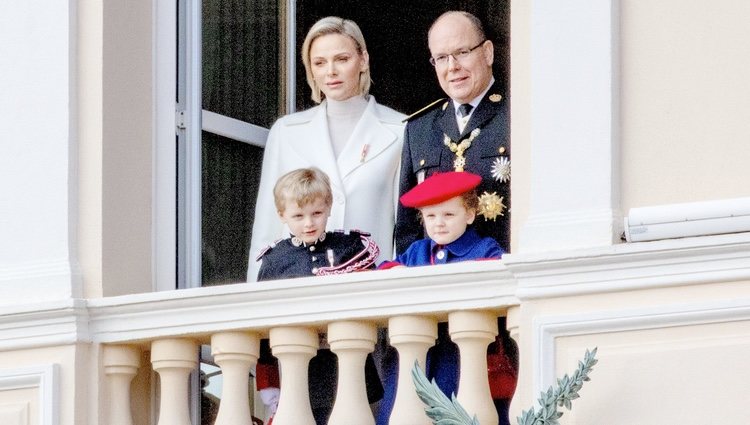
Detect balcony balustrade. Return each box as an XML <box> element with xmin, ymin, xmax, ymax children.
<box><xmin>93</xmin><ymin>261</ymin><xmax>517</xmax><ymax>425</ymax></box>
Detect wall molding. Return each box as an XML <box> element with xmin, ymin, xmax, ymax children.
<box><xmin>0</xmin><ymin>260</ymin><xmax>81</xmax><ymax>308</ymax></box>
<box><xmin>506</xmin><ymin>232</ymin><xmax>750</xmax><ymax>300</ymax></box>
<box><xmin>0</xmin><ymin>364</ymin><xmax>59</xmax><ymax>425</ymax></box>
<box><xmin>531</xmin><ymin>297</ymin><xmax>750</xmax><ymax>396</ymax></box>
<box><xmin>0</xmin><ymin>300</ymin><xmax>89</xmax><ymax>351</ymax></box>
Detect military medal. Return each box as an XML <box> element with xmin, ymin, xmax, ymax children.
<box><xmin>491</xmin><ymin>156</ymin><xmax>511</xmax><ymax>182</ymax></box>
<box><xmin>478</xmin><ymin>191</ymin><xmax>506</xmax><ymax>221</ymax></box>
<box><xmin>443</xmin><ymin>128</ymin><xmax>480</xmax><ymax>172</ymax></box>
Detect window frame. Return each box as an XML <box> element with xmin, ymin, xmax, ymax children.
<box><xmin>154</xmin><ymin>0</ymin><xmax>298</xmax><ymax>291</ymax></box>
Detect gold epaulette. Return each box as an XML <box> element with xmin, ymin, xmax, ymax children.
<box><xmin>402</xmin><ymin>98</ymin><xmax>447</xmax><ymax>123</ymax></box>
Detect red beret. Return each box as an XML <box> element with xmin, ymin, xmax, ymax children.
<box><xmin>400</xmin><ymin>172</ymin><xmax>481</xmax><ymax>208</ymax></box>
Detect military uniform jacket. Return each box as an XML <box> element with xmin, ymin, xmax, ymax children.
<box><xmin>257</xmin><ymin>231</ymin><xmax>379</xmax><ymax>281</ymax></box>
<box><xmin>395</xmin><ymin>80</ymin><xmax>510</xmax><ymax>254</ymax></box>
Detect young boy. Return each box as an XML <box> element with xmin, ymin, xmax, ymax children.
<box><xmin>256</xmin><ymin>167</ymin><xmax>379</xmax><ymax>280</ymax></box>
<box><xmin>253</xmin><ymin>167</ymin><xmax>383</xmax><ymax>425</ymax></box>
<box><xmin>380</xmin><ymin>171</ymin><xmax>503</xmax><ymax>268</ymax></box>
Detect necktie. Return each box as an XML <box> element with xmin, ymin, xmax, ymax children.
<box><xmin>458</xmin><ymin>103</ymin><xmax>473</xmax><ymax>117</ymax></box>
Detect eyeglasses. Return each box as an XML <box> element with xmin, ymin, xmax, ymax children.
<box><xmin>429</xmin><ymin>40</ymin><xmax>487</xmax><ymax>67</ymax></box>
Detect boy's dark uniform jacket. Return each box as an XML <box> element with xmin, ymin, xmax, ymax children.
<box><xmin>256</xmin><ymin>230</ymin><xmax>379</xmax><ymax>281</ymax></box>
<box><xmin>396</xmin><ymin>80</ymin><xmax>510</xmax><ymax>254</ymax></box>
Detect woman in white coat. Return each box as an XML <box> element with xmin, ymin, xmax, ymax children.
<box><xmin>248</xmin><ymin>17</ymin><xmax>406</xmax><ymax>281</ymax></box>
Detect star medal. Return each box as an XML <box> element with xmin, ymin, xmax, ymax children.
<box><xmin>443</xmin><ymin>128</ymin><xmax>481</xmax><ymax>172</ymax></box>
<box><xmin>491</xmin><ymin>156</ymin><xmax>511</xmax><ymax>182</ymax></box>
<box><xmin>478</xmin><ymin>191</ymin><xmax>506</xmax><ymax>221</ymax></box>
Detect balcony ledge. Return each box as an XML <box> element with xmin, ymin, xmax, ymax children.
<box><xmin>88</xmin><ymin>260</ymin><xmax>515</xmax><ymax>344</ymax></box>
<box><xmin>3</xmin><ymin>233</ymin><xmax>749</xmax><ymax>351</ymax></box>
<box><xmin>504</xmin><ymin>232</ymin><xmax>750</xmax><ymax>299</ymax></box>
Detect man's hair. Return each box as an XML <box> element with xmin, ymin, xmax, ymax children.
<box><xmin>428</xmin><ymin>11</ymin><xmax>487</xmax><ymax>42</ymax></box>
<box><xmin>301</xmin><ymin>16</ymin><xmax>371</xmax><ymax>103</ymax></box>
<box><xmin>273</xmin><ymin>167</ymin><xmax>333</xmax><ymax>212</ymax></box>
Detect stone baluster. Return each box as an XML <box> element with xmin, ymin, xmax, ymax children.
<box><xmin>211</xmin><ymin>331</ymin><xmax>260</xmax><ymax>425</ymax></box>
<box><xmin>270</xmin><ymin>326</ymin><xmax>318</xmax><ymax>425</ymax></box>
<box><xmin>151</xmin><ymin>338</ymin><xmax>198</xmax><ymax>425</ymax></box>
<box><xmin>103</xmin><ymin>344</ymin><xmax>141</xmax><ymax>425</ymax></box>
<box><xmin>388</xmin><ymin>315</ymin><xmax>437</xmax><ymax>425</ymax></box>
<box><xmin>450</xmin><ymin>311</ymin><xmax>498</xmax><ymax>425</ymax></box>
<box><xmin>327</xmin><ymin>321</ymin><xmax>377</xmax><ymax>425</ymax></box>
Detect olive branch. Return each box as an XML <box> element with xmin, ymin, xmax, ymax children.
<box><xmin>411</xmin><ymin>347</ymin><xmax>597</xmax><ymax>425</ymax></box>
<box><xmin>517</xmin><ymin>347</ymin><xmax>597</xmax><ymax>425</ymax></box>
<box><xmin>411</xmin><ymin>361</ymin><xmax>481</xmax><ymax>425</ymax></box>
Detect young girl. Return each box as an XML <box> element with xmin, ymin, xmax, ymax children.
<box><xmin>380</xmin><ymin>171</ymin><xmax>503</xmax><ymax>268</ymax></box>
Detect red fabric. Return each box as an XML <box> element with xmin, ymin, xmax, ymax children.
<box><xmin>487</xmin><ymin>352</ymin><xmax>518</xmax><ymax>399</ymax></box>
<box><xmin>377</xmin><ymin>260</ymin><xmax>404</xmax><ymax>270</ymax></box>
<box><xmin>255</xmin><ymin>363</ymin><xmax>280</xmax><ymax>390</ymax></box>
<box><xmin>400</xmin><ymin>171</ymin><xmax>481</xmax><ymax>207</ymax></box>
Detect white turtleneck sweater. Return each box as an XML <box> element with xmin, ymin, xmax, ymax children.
<box><xmin>326</xmin><ymin>95</ymin><xmax>368</xmax><ymax>158</ymax></box>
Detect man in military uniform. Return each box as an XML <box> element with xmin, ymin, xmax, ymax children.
<box><xmin>396</xmin><ymin>11</ymin><xmax>510</xmax><ymax>254</ymax></box>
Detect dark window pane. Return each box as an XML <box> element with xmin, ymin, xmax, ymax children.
<box><xmin>202</xmin><ymin>132</ymin><xmax>263</xmax><ymax>285</ymax></box>
<box><xmin>295</xmin><ymin>0</ymin><xmax>509</xmax><ymax>114</ymax></box>
<box><xmin>203</xmin><ymin>0</ymin><xmax>280</xmax><ymax>127</ymax></box>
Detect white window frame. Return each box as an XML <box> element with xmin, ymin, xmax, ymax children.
<box><xmin>153</xmin><ymin>0</ymin><xmax>297</xmax><ymax>291</ymax></box>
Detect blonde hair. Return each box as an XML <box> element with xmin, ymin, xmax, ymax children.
<box><xmin>273</xmin><ymin>167</ymin><xmax>333</xmax><ymax>212</ymax></box>
<box><xmin>301</xmin><ymin>16</ymin><xmax>371</xmax><ymax>103</ymax></box>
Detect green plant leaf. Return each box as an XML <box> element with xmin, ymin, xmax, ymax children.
<box><xmin>411</xmin><ymin>361</ymin><xmax>480</xmax><ymax>425</ymax></box>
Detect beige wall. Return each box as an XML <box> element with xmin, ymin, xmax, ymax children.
<box><xmin>509</xmin><ymin>0</ymin><xmax>532</xmax><ymax>254</ymax></box>
<box><xmin>512</xmin><ymin>279</ymin><xmax>750</xmax><ymax>424</ymax></box>
<box><xmin>557</xmin><ymin>320</ymin><xmax>750</xmax><ymax>424</ymax></box>
<box><xmin>79</xmin><ymin>0</ymin><xmax>155</xmax><ymax>298</ymax></box>
<box><xmin>0</xmin><ymin>387</ymin><xmax>39</xmax><ymax>425</ymax></box>
<box><xmin>102</xmin><ymin>0</ymin><xmax>154</xmax><ymax>296</ymax></box>
<box><xmin>0</xmin><ymin>345</ymin><xmax>87</xmax><ymax>425</ymax></box>
<box><xmin>78</xmin><ymin>0</ymin><xmax>104</xmax><ymax>298</ymax></box>
<box><xmin>620</xmin><ymin>0</ymin><xmax>750</xmax><ymax>210</ymax></box>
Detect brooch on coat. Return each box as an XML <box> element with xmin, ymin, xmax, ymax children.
<box><xmin>478</xmin><ymin>191</ymin><xmax>506</xmax><ymax>221</ymax></box>
<box><xmin>491</xmin><ymin>156</ymin><xmax>511</xmax><ymax>183</ymax></box>
<box><xmin>443</xmin><ymin>128</ymin><xmax>481</xmax><ymax>172</ymax></box>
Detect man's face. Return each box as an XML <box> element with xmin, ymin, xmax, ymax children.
<box><xmin>278</xmin><ymin>197</ymin><xmax>331</xmax><ymax>244</ymax></box>
<box><xmin>428</xmin><ymin>14</ymin><xmax>494</xmax><ymax>104</ymax></box>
